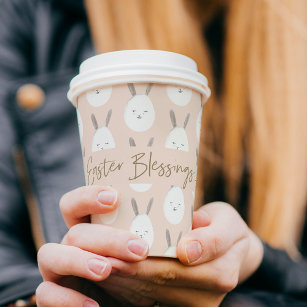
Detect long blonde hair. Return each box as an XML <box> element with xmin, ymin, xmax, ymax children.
<box><xmin>85</xmin><ymin>0</ymin><xmax>307</xmax><ymax>255</ymax></box>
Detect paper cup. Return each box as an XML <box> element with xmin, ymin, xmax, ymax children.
<box><xmin>68</xmin><ymin>50</ymin><xmax>210</xmax><ymax>257</ymax></box>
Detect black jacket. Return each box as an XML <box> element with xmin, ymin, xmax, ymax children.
<box><xmin>0</xmin><ymin>0</ymin><xmax>90</xmax><ymax>304</ymax></box>
<box><xmin>0</xmin><ymin>0</ymin><xmax>307</xmax><ymax>306</ymax></box>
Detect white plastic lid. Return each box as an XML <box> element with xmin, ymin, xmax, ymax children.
<box><xmin>68</xmin><ymin>50</ymin><xmax>210</xmax><ymax>105</ymax></box>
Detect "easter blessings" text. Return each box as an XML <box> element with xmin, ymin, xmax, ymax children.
<box><xmin>86</xmin><ymin>151</ymin><xmax>195</xmax><ymax>189</ymax></box>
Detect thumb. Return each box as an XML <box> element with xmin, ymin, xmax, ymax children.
<box><xmin>175</xmin><ymin>206</ymin><xmax>211</xmax><ymax>265</ymax></box>
<box><xmin>192</xmin><ymin>206</ymin><xmax>211</xmax><ymax>229</ymax></box>
<box><xmin>177</xmin><ymin>203</ymin><xmax>248</xmax><ymax>266</ymax></box>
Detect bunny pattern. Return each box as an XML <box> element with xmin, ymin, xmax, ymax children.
<box><xmin>124</xmin><ymin>83</ymin><xmax>155</xmax><ymax>132</ymax></box>
<box><xmin>163</xmin><ymin>186</ymin><xmax>185</xmax><ymax>225</ymax></box>
<box><xmin>166</xmin><ymin>85</ymin><xmax>192</xmax><ymax>106</ymax></box>
<box><xmin>165</xmin><ymin>110</ymin><xmax>190</xmax><ymax>152</ymax></box>
<box><xmin>86</xmin><ymin>87</ymin><xmax>112</xmax><ymax>107</ymax></box>
<box><xmin>130</xmin><ymin>198</ymin><xmax>154</xmax><ymax>248</ymax></box>
<box><xmin>164</xmin><ymin>229</ymin><xmax>183</xmax><ymax>257</ymax></box>
<box><xmin>91</xmin><ymin>110</ymin><xmax>115</xmax><ymax>152</ymax></box>
<box><xmin>78</xmin><ymin>82</ymin><xmax>205</xmax><ymax>256</ymax></box>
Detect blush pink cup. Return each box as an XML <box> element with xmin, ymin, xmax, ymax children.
<box><xmin>67</xmin><ymin>50</ymin><xmax>210</xmax><ymax>257</ymax></box>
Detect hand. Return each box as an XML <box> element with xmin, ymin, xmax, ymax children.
<box><xmin>36</xmin><ymin>186</ymin><xmax>263</xmax><ymax>307</ymax></box>
<box><xmin>36</xmin><ymin>186</ymin><xmax>152</xmax><ymax>307</ymax></box>
<box><xmin>99</xmin><ymin>202</ymin><xmax>264</xmax><ymax>307</ymax></box>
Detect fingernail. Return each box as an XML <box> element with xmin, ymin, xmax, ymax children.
<box><xmin>185</xmin><ymin>241</ymin><xmax>202</xmax><ymax>264</ymax></box>
<box><xmin>83</xmin><ymin>300</ymin><xmax>99</xmax><ymax>307</ymax></box>
<box><xmin>88</xmin><ymin>259</ymin><xmax>109</xmax><ymax>276</ymax></box>
<box><xmin>128</xmin><ymin>239</ymin><xmax>149</xmax><ymax>257</ymax></box>
<box><xmin>97</xmin><ymin>190</ymin><xmax>117</xmax><ymax>206</ymax></box>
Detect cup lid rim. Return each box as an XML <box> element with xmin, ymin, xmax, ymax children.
<box><xmin>68</xmin><ymin>50</ymin><xmax>210</xmax><ymax>104</ymax></box>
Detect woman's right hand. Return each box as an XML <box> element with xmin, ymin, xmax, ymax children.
<box><xmin>36</xmin><ymin>186</ymin><xmax>151</xmax><ymax>307</ymax></box>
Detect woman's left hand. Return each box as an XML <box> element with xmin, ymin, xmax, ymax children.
<box><xmin>99</xmin><ymin>202</ymin><xmax>263</xmax><ymax>307</ymax></box>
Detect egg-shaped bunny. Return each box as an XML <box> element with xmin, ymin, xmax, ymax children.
<box><xmin>129</xmin><ymin>198</ymin><xmax>154</xmax><ymax>248</ymax></box>
<box><xmin>91</xmin><ymin>111</ymin><xmax>115</xmax><ymax>152</ymax></box>
<box><xmin>86</xmin><ymin>87</ymin><xmax>112</xmax><ymax>107</ymax></box>
<box><xmin>124</xmin><ymin>83</ymin><xmax>155</xmax><ymax>132</ymax></box>
<box><xmin>130</xmin><ymin>214</ymin><xmax>154</xmax><ymax>248</ymax></box>
<box><xmin>165</xmin><ymin>127</ymin><xmax>189</xmax><ymax>151</ymax></box>
<box><xmin>165</xmin><ymin>110</ymin><xmax>190</xmax><ymax>152</ymax></box>
<box><xmin>166</xmin><ymin>86</ymin><xmax>192</xmax><ymax>106</ymax></box>
<box><xmin>163</xmin><ymin>186</ymin><xmax>185</xmax><ymax>225</ymax></box>
<box><xmin>163</xmin><ymin>229</ymin><xmax>182</xmax><ymax>257</ymax></box>
<box><xmin>164</xmin><ymin>246</ymin><xmax>177</xmax><ymax>257</ymax></box>
<box><xmin>92</xmin><ymin>127</ymin><xmax>115</xmax><ymax>152</ymax></box>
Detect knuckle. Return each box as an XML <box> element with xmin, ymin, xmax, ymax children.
<box><xmin>78</xmin><ymin>187</ymin><xmax>92</xmax><ymax>204</ymax></box>
<box><xmin>205</xmin><ymin>235</ymin><xmax>222</xmax><ymax>260</ymax></box>
<box><xmin>152</xmin><ymin>269</ymin><xmax>177</xmax><ymax>286</ymax></box>
<box><xmin>211</xmin><ymin>201</ymin><xmax>236</xmax><ymax>215</ymax></box>
<box><xmin>37</xmin><ymin>243</ymin><xmax>54</xmax><ymax>266</ymax></box>
<box><xmin>64</xmin><ymin>224</ymin><xmax>83</xmax><ymax>246</ymax></box>
<box><xmin>78</xmin><ymin>185</ymin><xmax>100</xmax><ymax>205</ymax></box>
<box><xmin>213</xmin><ymin>265</ymin><xmax>239</xmax><ymax>292</ymax></box>
<box><xmin>36</xmin><ymin>282</ymin><xmax>50</xmax><ymax>305</ymax></box>
<box><xmin>59</xmin><ymin>186</ymin><xmax>94</xmax><ymax>214</ymax></box>
<box><xmin>59</xmin><ymin>192</ymin><xmax>70</xmax><ymax>214</ymax></box>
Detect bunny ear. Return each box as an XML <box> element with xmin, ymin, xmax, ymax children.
<box><xmin>147</xmin><ymin>137</ymin><xmax>154</xmax><ymax>147</ymax></box>
<box><xmin>183</xmin><ymin>113</ymin><xmax>190</xmax><ymax>129</ymax></box>
<box><xmin>91</xmin><ymin>114</ymin><xmax>98</xmax><ymax>130</ymax></box>
<box><xmin>105</xmin><ymin>109</ymin><xmax>112</xmax><ymax>127</ymax></box>
<box><xmin>200</xmin><ymin>94</ymin><xmax>203</xmax><ymax>107</ymax></box>
<box><xmin>128</xmin><ymin>83</ymin><xmax>136</xmax><ymax>96</ymax></box>
<box><xmin>76</xmin><ymin>98</ymin><xmax>79</xmax><ymax>109</ymax></box>
<box><xmin>146</xmin><ymin>197</ymin><xmax>154</xmax><ymax>215</ymax></box>
<box><xmin>83</xmin><ymin>147</ymin><xmax>86</xmax><ymax>157</ymax></box>
<box><xmin>166</xmin><ymin>229</ymin><xmax>171</xmax><ymax>247</ymax></box>
<box><xmin>145</xmin><ymin>83</ymin><xmax>153</xmax><ymax>96</ymax></box>
<box><xmin>131</xmin><ymin>198</ymin><xmax>139</xmax><ymax>216</ymax></box>
<box><xmin>170</xmin><ymin>110</ymin><xmax>176</xmax><ymax>127</ymax></box>
<box><xmin>177</xmin><ymin>232</ymin><xmax>183</xmax><ymax>246</ymax></box>
<box><xmin>129</xmin><ymin>137</ymin><xmax>136</xmax><ymax>147</ymax></box>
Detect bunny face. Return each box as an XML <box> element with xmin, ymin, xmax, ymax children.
<box><xmin>92</xmin><ymin>127</ymin><xmax>115</xmax><ymax>152</ymax></box>
<box><xmin>163</xmin><ymin>186</ymin><xmax>185</xmax><ymax>225</ymax></box>
<box><xmin>130</xmin><ymin>214</ymin><xmax>154</xmax><ymax>248</ymax></box>
<box><xmin>165</xmin><ymin>127</ymin><xmax>189</xmax><ymax>152</ymax></box>
<box><xmin>124</xmin><ymin>95</ymin><xmax>155</xmax><ymax>132</ymax></box>
<box><xmin>86</xmin><ymin>87</ymin><xmax>112</xmax><ymax>107</ymax></box>
<box><xmin>166</xmin><ymin>86</ymin><xmax>192</xmax><ymax>106</ymax></box>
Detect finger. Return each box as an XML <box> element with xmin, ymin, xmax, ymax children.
<box><xmin>101</xmin><ymin>275</ymin><xmax>225</xmax><ymax>307</ymax></box>
<box><xmin>36</xmin><ymin>281</ymin><xmax>99</xmax><ymax>307</ymax></box>
<box><xmin>60</xmin><ymin>185</ymin><xmax>119</xmax><ymax>228</ymax></box>
<box><xmin>38</xmin><ymin>243</ymin><xmax>111</xmax><ymax>282</ymax></box>
<box><xmin>108</xmin><ymin>241</ymin><xmax>245</xmax><ymax>292</ymax></box>
<box><xmin>104</xmin><ymin>287</ymin><xmax>155</xmax><ymax>307</ymax></box>
<box><xmin>192</xmin><ymin>208</ymin><xmax>211</xmax><ymax>229</ymax></box>
<box><xmin>62</xmin><ymin>223</ymin><xmax>149</xmax><ymax>261</ymax></box>
<box><xmin>103</xmin><ymin>251</ymin><xmax>239</xmax><ymax>291</ymax></box>
<box><xmin>177</xmin><ymin>202</ymin><xmax>248</xmax><ymax>265</ymax></box>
